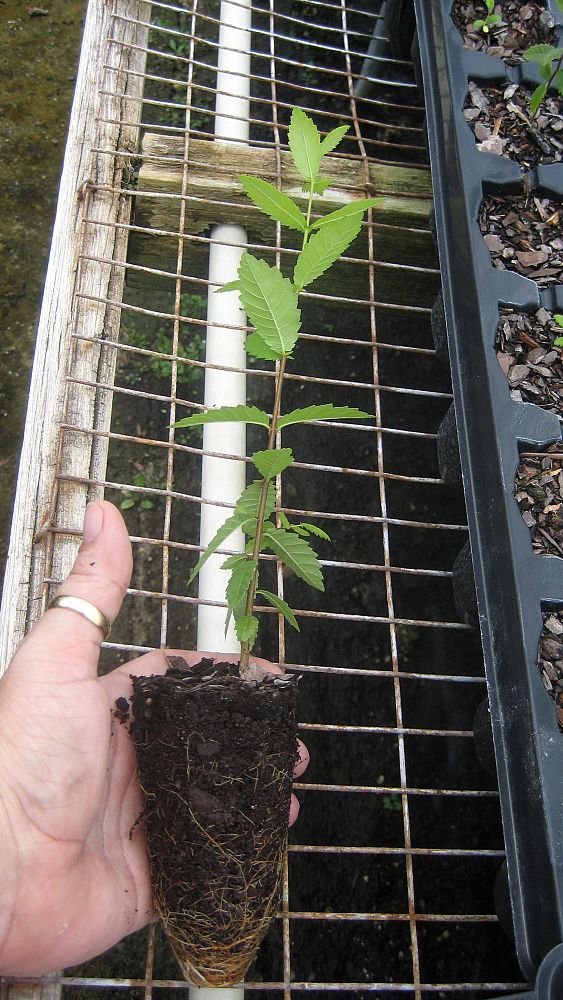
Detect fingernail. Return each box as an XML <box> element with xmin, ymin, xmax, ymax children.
<box><xmin>83</xmin><ymin>502</ymin><xmax>104</xmax><ymax>544</ymax></box>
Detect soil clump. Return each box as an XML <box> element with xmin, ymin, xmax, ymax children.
<box><xmin>130</xmin><ymin>656</ymin><xmax>298</xmax><ymax>987</ymax></box>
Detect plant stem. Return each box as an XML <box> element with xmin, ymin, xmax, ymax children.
<box><xmin>239</xmin><ymin>356</ymin><xmax>287</xmax><ymax>673</ymax></box>
<box><xmin>239</xmin><ymin>181</ymin><xmax>314</xmax><ymax>673</ymax></box>
<box><xmin>532</xmin><ymin>51</ymin><xmax>563</xmax><ymax>119</ymax></box>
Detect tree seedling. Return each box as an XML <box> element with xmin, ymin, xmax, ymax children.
<box><xmin>174</xmin><ymin>108</ymin><xmax>377</xmax><ymax>670</ymax></box>
<box><xmin>523</xmin><ymin>1</ymin><xmax>563</xmax><ymax>117</ymax></box>
<box><xmin>131</xmin><ymin>112</ymin><xmax>378</xmax><ymax>986</ymax></box>
<box><xmin>472</xmin><ymin>0</ymin><xmax>501</xmax><ymax>35</ymax></box>
<box><xmin>553</xmin><ymin>312</ymin><xmax>563</xmax><ymax>347</ymax></box>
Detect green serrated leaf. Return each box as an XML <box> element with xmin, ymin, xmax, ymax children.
<box><xmin>224</xmin><ymin>596</ymin><xmax>246</xmax><ymax>638</ymax></box>
<box><xmin>245</xmin><ymin>331</ymin><xmax>283</xmax><ymax>361</ymax></box>
<box><xmin>278</xmin><ymin>403</ymin><xmax>370</xmax><ymax>429</ymax></box>
<box><xmin>263</xmin><ymin>525</ymin><xmax>324</xmax><ymax>591</ymax></box>
<box><xmin>174</xmin><ymin>404</ymin><xmax>270</xmax><ymax>429</ymax></box>
<box><xmin>257</xmin><ymin>589</ymin><xmax>300</xmax><ymax>631</ymax></box>
<box><xmin>488</xmin><ymin>13</ymin><xmax>501</xmax><ymax>24</ymax></box>
<box><xmin>120</xmin><ymin>497</ymin><xmax>135</xmax><ymax>510</ymax></box>
<box><xmin>296</xmin><ymin>522</ymin><xmax>331</xmax><ymax>541</ymax></box>
<box><xmin>311</xmin><ymin>178</ymin><xmax>332</xmax><ymax>195</ymax></box>
<box><xmin>553</xmin><ymin>314</ymin><xmax>563</xmax><ymax>328</ymax></box>
<box><xmin>239</xmin><ymin>175</ymin><xmax>307</xmax><ymax>232</ymax></box>
<box><xmin>310</xmin><ymin>197</ymin><xmax>380</xmax><ymax>233</ymax></box>
<box><xmin>530</xmin><ymin>82</ymin><xmax>548</xmax><ymax>116</ymax></box>
<box><xmin>226</xmin><ymin>559</ymin><xmax>257</xmax><ymax>610</ymax></box>
<box><xmin>238</xmin><ymin>252</ymin><xmax>301</xmax><ymax>355</ymax></box>
<box><xmin>555</xmin><ymin>336</ymin><xmax>563</xmax><ymax>347</ymax></box>
<box><xmin>252</xmin><ymin>447</ymin><xmax>294</xmax><ymax>479</ymax></box>
<box><xmin>188</xmin><ymin>510</ymin><xmax>248</xmax><ymax>584</ymax></box>
<box><xmin>236</xmin><ymin>479</ymin><xmax>276</xmax><ymax>519</ymax></box>
<box><xmin>294</xmin><ymin>213</ymin><xmax>363</xmax><ymax>289</ymax></box>
<box><xmin>288</xmin><ymin>107</ymin><xmax>322</xmax><ymax>182</ymax></box>
<box><xmin>289</xmin><ymin>524</ymin><xmax>309</xmax><ymax>537</ymax></box>
<box><xmin>472</xmin><ymin>19</ymin><xmax>485</xmax><ymax>30</ymax></box>
<box><xmin>553</xmin><ymin>67</ymin><xmax>563</xmax><ymax>96</ymax></box>
<box><xmin>140</xmin><ymin>499</ymin><xmax>154</xmax><ymax>510</ymax></box>
<box><xmin>236</xmin><ymin>615</ymin><xmax>259</xmax><ymax>645</ymax></box>
<box><xmin>278</xmin><ymin>511</ymin><xmax>291</xmax><ymax>529</ymax></box>
<box><xmin>319</xmin><ymin>124</ymin><xmax>349</xmax><ymax>157</ymax></box>
<box><xmin>524</xmin><ymin>44</ymin><xmax>560</xmax><ymax>64</ymax></box>
<box><xmin>215</xmin><ymin>279</ymin><xmax>240</xmax><ymax>293</ymax></box>
<box><xmin>221</xmin><ymin>553</ymin><xmax>247</xmax><ymax>571</ymax></box>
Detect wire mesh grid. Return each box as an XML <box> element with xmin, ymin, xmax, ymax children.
<box><xmin>1</xmin><ymin>0</ymin><xmax>529</xmax><ymax>997</ymax></box>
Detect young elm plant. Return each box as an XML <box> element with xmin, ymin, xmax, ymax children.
<box><xmin>472</xmin><ymin>0</ymin><xmax>501</xmax><ymax>35</ymax></box>
<box><xmin>174</xmin><ymin>108</ymin><xmax>377</xmax><ymax>673</ymax></box>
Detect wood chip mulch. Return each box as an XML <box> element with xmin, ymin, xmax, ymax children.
<box><xmin>450</xmin><ymin>0</ymin><xmax>556</xmax><ymax>64</ymax></box>
<box><xmin>539</xmin><ymin>612</ymin><xmax>563</xmax><ymax>712</ymax></box>
<box><xmin>464</xmin><ymin>81</ymin><xmax>563</xmax><ymax>169</ymax></box>
<box><xmin>515</xmin><ymin>444</ymin><xmax>563</xmax><ymax>557</ymax></box>
<box><xmin>479</xmin><ymin>194</ymin><xmax>563</xmax><ymax>286</ymax></box>
<box><xmin>496</xmin><ymin>307</ymin><xmax>563</xmax><ymax>413</ymax></box>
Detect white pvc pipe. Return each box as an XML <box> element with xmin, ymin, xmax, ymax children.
<box><xmin>196</xmin><ymin>0</ymin><xmax>251</xmax><ymax>658</ymax></box>
<box><xmin>193</xmin><ymin>1</ymin><xmax>251</xmax><ymax>997</ymax></box>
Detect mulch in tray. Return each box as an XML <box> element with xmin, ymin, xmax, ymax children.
<box><xmin>495</xmin><ymin>306</ymin><xmax>563</xmax><ymax>412</ymax></box>
<box><xmin>515</xmin><ymin>444</ymin><xmax>563</xmax><ymax>557</ymax></box>
<box><xmin>450</xmin><ymin>1</ymin><xmax>556</xmax><ymax>64</ymax></box>
<box><xmin>479</xmin><ymin>193</ymin><xmax>563</xmax><ymax>286</ymax></box>
<box><xmin>539</xmin><ymin>612</ymin><xmax>563</xmax><ymax>719</ymax></box>
<box><xmin>464</xmin><ymin>81</ymin><xmax>563</xmax><ymax>168</ymax></box>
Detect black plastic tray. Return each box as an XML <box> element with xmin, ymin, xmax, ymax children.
<box><xmin>412</xmin><ymin>0</ymin><xmax>563</xmax><ymax>989</ymax></box>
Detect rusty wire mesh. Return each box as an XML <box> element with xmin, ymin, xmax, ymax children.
<box><xmin>1</xmin><ymin>0</ymin><xmax>529</xmax><ymax>997</ymax></box>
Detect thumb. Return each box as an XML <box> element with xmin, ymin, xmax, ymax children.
<box><xmin>16</xmin><ymin>501</ymin><xmax>133</xmax><ymax>679</ymax></box>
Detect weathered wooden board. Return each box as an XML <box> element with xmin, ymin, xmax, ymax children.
<box><xmin>0</xmin><ymin>0</ymin><xmax>150</xmax><ymax>669</ymax></box>
<box><xmin>128</xmin><ymin>134</ymin><xmax>439</xmax><ymax>307</ymax></box>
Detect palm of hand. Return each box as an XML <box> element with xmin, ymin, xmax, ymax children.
<box><xmin>0</xmin><ymin>650</ymin><xmax>158</xmax><ymax>974</ymax></box>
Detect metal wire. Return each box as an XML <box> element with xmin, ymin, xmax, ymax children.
<box><xmin>0</xmin><ymin>0</ymin><xmax>528</xmax><ymax>998</ymax></box>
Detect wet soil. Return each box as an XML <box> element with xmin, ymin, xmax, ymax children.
<box><xmin>0</xmin><ymin>0</ymin><xmax>85</xmax><ymax>582</ymax></box>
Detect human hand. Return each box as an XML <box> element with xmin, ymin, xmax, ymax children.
<box><xmin>0</xmin><ymin>501</ymin><xmax>308</xmax><ymax>976</ymax></box>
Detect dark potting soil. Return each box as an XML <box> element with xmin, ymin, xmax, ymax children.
<box><xmin>450</xmin><ymin>0</ymin><xmax>556</xmax><ymax>64</ymax></box>
<box><xmin>130</xmin><ymin>657</ymin><xmax>299</xmax><ymax>987</ymax></box>
<box><xmin>515</xmin><ymin>443</ymin><xmax>563</xmax><ymax>557</ymax></box>
<box><xmin>539</xmin><ymin>611</ymin><xmax>563</xmax><ymax>718</ymax></box>
<box><xmin>479</xmin><ymin>193</ymin><xmax>563</xmax><ymax>286</ymax></box>
<box><xmin>495</xmin><ymin>306</ymin><xmax>563</xmax><ymax>412</ymax></box>
<box><xmin>464</xmin><ymin>80</ymin><xmax>563</xmax><ymax>168</ymax></box>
